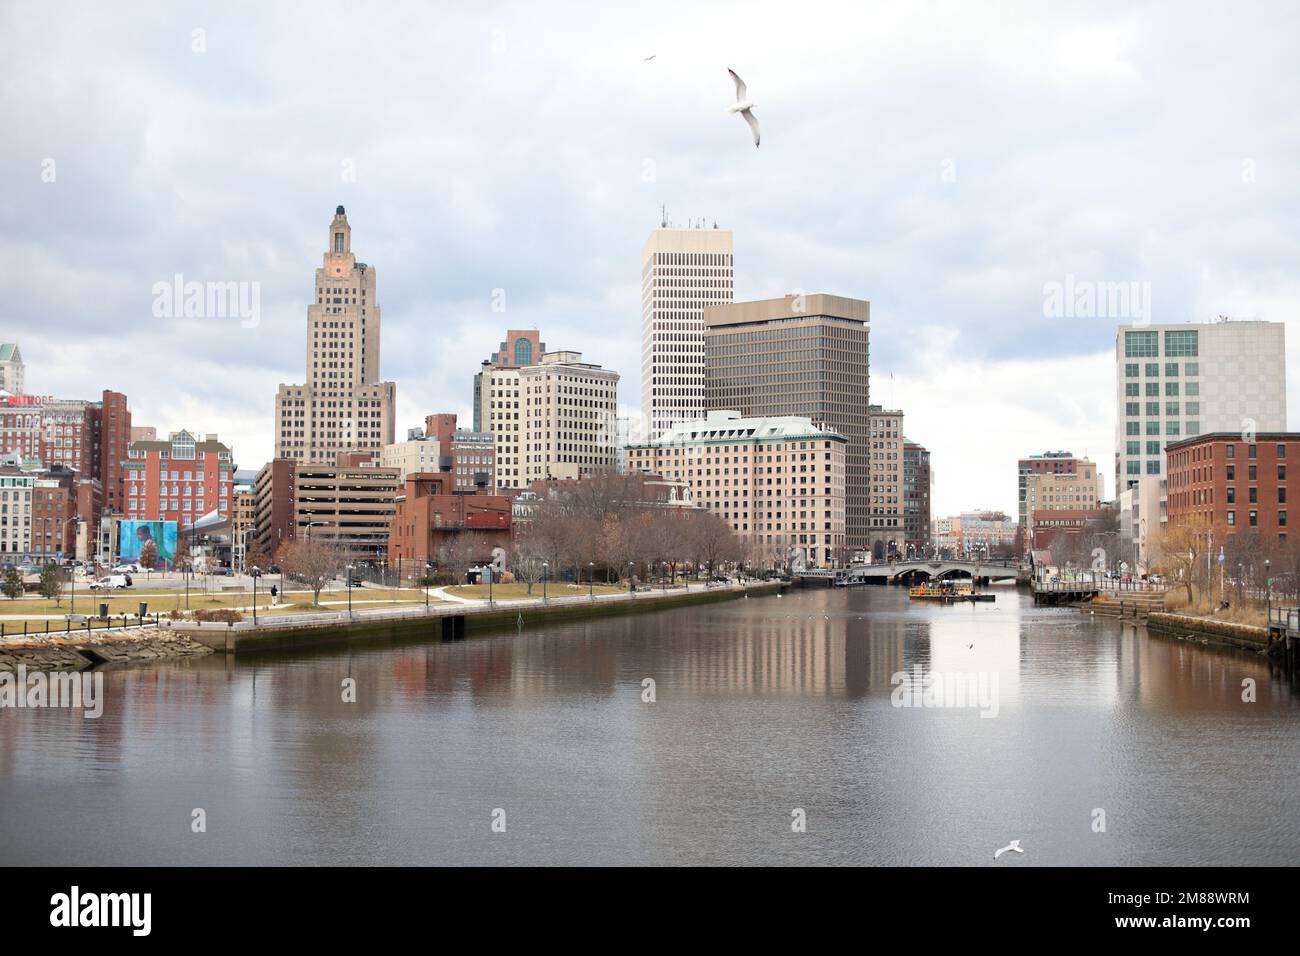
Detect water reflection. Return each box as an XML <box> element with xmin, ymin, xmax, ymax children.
<box><xmin>1</xmin><ymin>587</ymin><xmax>1296</xmax><ymax>866</ymax></box>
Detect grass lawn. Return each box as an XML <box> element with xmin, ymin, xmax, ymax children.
<box><xmin>446</xmin><ymin>583</ymin><xmax>629</xmax><ymax>601</ymax></box>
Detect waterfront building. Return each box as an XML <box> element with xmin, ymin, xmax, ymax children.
<box><xmin>1017</xmin><ymin>451</ymin><xmax>1097</xmax><ymax>533</ymax></box>
<box><xmin>0</xmin><ymin>464</ymin><xmax>99</xmax><ymax>563</ymax></box>
<box><xmin>1165</xmin><ymin>431</ymin><xmax>1300</xmax><ymax>546</ymax></box>
<box><xmin>275</xmin><ymin>206</ymin><xmax>396</xmax><ymax>463</ymax></box>
<box><xmin>641</xmin><ymin>221</ymin><xmax>734</xmax><ymax>439</ymax></box>
<box><xmin>1115</xmin><ymin>319</ymin><xmax>1286</xmax><ymax>493</ymax></box>
<box><xmin>625</xmin><ymin>409</ymin><xmax>847</xmax><ymax>569</ymax></box>
<box><xmin>703</xmin><ymin>293</ymin><xmax>871</xmax><ymax>552</ymax></box>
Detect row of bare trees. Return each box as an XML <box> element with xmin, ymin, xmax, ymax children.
<box><xmin>1149</xmin><ymin>515</ymin><xmax>1300</xmax><ymax>607</ymax></box>
<box><xmin>510</xmin><ymin>473</ymin><xmax>746</xmax><ymax>594</ymax></box>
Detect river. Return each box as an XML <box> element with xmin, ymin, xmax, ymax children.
<box><xmin>2</xmin><ymin>586</ymin><xmax>1297</xmax><ymax>865</ymax></box>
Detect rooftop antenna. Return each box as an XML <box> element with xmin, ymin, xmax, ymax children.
<box><xmin>661</xmin><ymin>205</ymin><xmax>667</xmax><ymax>228</ymax></box>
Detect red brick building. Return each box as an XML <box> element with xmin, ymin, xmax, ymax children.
<box><xmin>122</xmin><ymin>430</ymin><xmax>236</xmax><ymax>529</ymax></box>
<box><xmin>388</xmin><ymin>473</ymin><xmax>511</xmax><ymax>580</ymax></box>
<box><xmin>1028</xmin><ymin>507</ymin><xmax>1111</xmax><ymax>551</ymax></box>
<box><xmin>1166</xmin><ymin>432</ymin><xmax>1298</xmax><ymax>545</ymax></box>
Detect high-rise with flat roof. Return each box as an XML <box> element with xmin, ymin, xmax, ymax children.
<box><xmin>521</xmin><ymin>351</ymin><xmax>619</xmax><ymax>483</ymax></box>
<box><xmin>640</xmin><ymin>223</ymin><xmax>734</xmax><ymax>439</ymax></box>
<box><xmin>275</xmin><ymin>206</ymin><xmax>396</xmax><ymax>463</ymax></box>
<box><xmin>903</xmin><ymin>438</ymin><xmax>931</xmax><ymax>556</ymax></box>
<box><xmin>1115</xmin><ymin>320</ymin><xmax>1286</xmax><ymax>493</ymax></box>
<box><xmin>475</xmin><ymin>329</ymin><xmax>545</xmax><ymax>489</ymax></box>
<box><xmin>703</xmin><ymin>293</ymin><xmax>871</xmax><ymax>552</ymax></box>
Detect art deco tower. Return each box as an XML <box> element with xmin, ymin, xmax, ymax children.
<box><xmin>275</xmin><ymin>206</ymin><xmax>396</xmax><ymax>463</ymax></box>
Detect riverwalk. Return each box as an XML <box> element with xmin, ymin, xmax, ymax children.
<box><xmin>160</xmin><ymin>579</ymin><xmax>787</xmax><ymax>655</ymax></box>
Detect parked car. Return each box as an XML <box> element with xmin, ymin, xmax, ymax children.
<box><xmin>112</xmin><ymin>563</ymin><xmax>141</xmax><ymax>574</ymax></box>
<box><xmin>211</xmin><ymin>567</ymin><xmax>233</xmax><ymax>577</ymax></box>
<box><xmin>89</xmin><ymin>574</ymin><xmax>132</xmax><ymax>590</ymax></box>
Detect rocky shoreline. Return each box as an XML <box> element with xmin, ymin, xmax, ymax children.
<box><xmin>0</xmin><ymin>635</ymin><xmax>214</xmax><ymax>672</ymax></box>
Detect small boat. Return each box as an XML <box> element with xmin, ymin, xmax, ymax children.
<box><xmin>909</xmin><ymin>580</ymin><xmax>994</xmax><ymax>603</ymax></box>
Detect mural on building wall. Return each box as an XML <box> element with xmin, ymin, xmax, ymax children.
<box><xmin>118</xmin><ymin>520</ymin><xmax>177</xmax><ymax>570</ymax></box>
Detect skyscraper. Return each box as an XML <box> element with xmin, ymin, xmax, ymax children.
<box><xmin>903</xmin><ymin>437</ymin><xmax>931</xmax><ymax>556</ymax></box>
<box><xmin>703</xmin><ymin>293</ymin><xmax>871</xmax><ymax>554</ymax></box>
<box><xmin>474</xmin><ymin>329</ymin><xmax>544</xmax><ymax>490</ymax></box>
<box><xmin>868</xmin><ymin>404</ymin><xmax>904</xmax><ymax>560</ymax></box>
<box><xmin>640</xmin><ymin>222</ymin><xmax>734</xmax><ymax>440</ymax></box>
<box><xmin>275</xmin><ymin>206</ymin><xmax>396</xmax><ymax>463</ymax></box>
<box><xmin>1115</xmin><ymin>319</ymin><xmax>1286</xmax><ymax>492</ymax></box>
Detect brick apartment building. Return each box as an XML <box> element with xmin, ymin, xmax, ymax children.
<box><xmin>1165</xmin><ymin>432</ymin><xmax>1298</xmax><ymax>545</ymax></box>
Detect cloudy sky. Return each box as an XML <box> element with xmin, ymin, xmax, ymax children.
<box><xmin>3</xmin><ymin>0</ymin><xmax>1298</xmax><ymax>516</ymax></box>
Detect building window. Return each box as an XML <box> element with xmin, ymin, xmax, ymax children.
<box><xmin>1125</xmin><ymin>331</ymin><xmax>1158</xmax><ymax>357</ymax></box>
<box><xmin>1125</xmin><ymin>383</ymin><xmax>1139</xmax><ymax>397</ymax></box>
<box><xmin>1125</xmin><ymin>363</ymin><xmax>1139</xmax><ymax>377</ymax></box>
<box><xmin>1249</xmin><ymin>511</ymin><xmax>1258</xmax><ymax>527</ymax></box>
<box><xmin>1146</xmin><ymin>460</ymin><xmax>1161</xmax><ymax>474</ymax></box>
<box><xmin>1165</xmin><ymin>363</ymin><xmax>1179</xmax><ymax>376</ymax></box>
<box><xmin>1164</xmin><ymin>330</ymin><xmax>1198</xmax><ymax>356</ymax></box>
<box><xmin>1227</xmin><ymin>511</ymin><xmax>1235</xmax><ymax>526</ymax></box>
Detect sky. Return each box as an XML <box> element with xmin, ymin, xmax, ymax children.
<box><xmin>2</xmin><ymin>0</ymin><xmax>1298</xmax><ymax>517</ymax></box>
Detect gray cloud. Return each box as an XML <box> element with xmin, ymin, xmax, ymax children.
<box><xmin>1</xmin><ymin>0</ymin><xmax>1297</xmax><ymax>515</ymax></box>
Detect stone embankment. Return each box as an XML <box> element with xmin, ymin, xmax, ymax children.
<box><xmin>0</xmin><ymin>634</ymin><xmax>213</xmax><ymax>672</ymax></box>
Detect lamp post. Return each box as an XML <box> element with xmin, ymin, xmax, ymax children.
<box><xmin>252</xmin><ymin>569</ymin><xmax>258</xmax><ymax>625</ymax></box>
<box><xmin>63</xmin><ymin>515</ymin><xmax>82</xmax><ymax>617</ymax></box>
<box><xmin>488</xmin><ymin>562</ymin><xmax>493</xmax><ymax>606</ymax></box>
<box><xmin>542</xmin><ymin>562</ymin><xmax>549</xmax><ymax>602</ymax></box>
<box><xmin>1265</xmin><ymin>558</ymin><xmax>1271</xmax><ymax>615</ymax></box>
<box><xmin>588</xmin><ymin>561</ymin><xmax>595</xmax><ymax>600</ymax></box>
<box><xmin>628</xmin><ymin>561</ymin><xmax>635</xmax><ymax>597</ymax></box>
<box><xmin>346</xmin><ymin>564</ymin><xmax>353</xmax><ymax>617</ymax></box>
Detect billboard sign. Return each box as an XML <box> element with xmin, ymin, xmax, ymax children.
<box><xmin>118</xmin><ymin>520</ymin><xmax>178</xmax><ymax>570</ymax></box>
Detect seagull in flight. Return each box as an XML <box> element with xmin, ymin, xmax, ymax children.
<box><xmin>726</xmin><ymin>68</ymin><xmax>760</xmax><ymax>147</ymax></box>
<box><xmin>994</xmin><ymin>840</ymin><xmax>1024</xmax><ymax>860</ymax></box>
<box><xmin>644</xmin><ymin>55</ymin><xmax>656</xmax><ymax>61</ymax></box>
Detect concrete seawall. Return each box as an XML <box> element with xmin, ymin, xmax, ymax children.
<box><xmin>1146</xmin><ymin>612</ymin><xmax>1270</xmax><ymax>652</ymax></box>
<box><xmin>171</xmin><ymin>581</ymin><xmax>787</xmax><ymax>656</ymax></box>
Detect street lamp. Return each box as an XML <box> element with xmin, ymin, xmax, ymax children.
<box><xmin>252</xmin><ymin>568</ymin><xmax>258</xmax><ymax>625</ymax></box>
<box><xmin>542</xmin><ymin>561</ymin><xmax>549</xmax><ymax>602</ymax></box>
<box><xmin>588</xmin><ymin>561</ymin><xmax>595</xmax><ymax>600</ymax></box>
<box><xmin>628</xmin><ymin>561</ymin><xmax>635</xmax><ymax>597</ymax></box>
<box><xmin>1265</xmin><ymin>558</ymin><xmax>1271</xmax><ymax>615</ymax></box>
<box><xmin>62</xmin><ymin>515</ymin><xmax>82</xmax><ymax>617</ymax></box>
<box><xmin>346</xmin><ymin>564</ymin><xmax>354</xmax><ymax>617</ymax></box>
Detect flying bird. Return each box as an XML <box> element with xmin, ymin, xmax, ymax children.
<box><xmin>994</xmin><ymin>840</ymin><xmax>1024</xmax><ymax>860</ymax></box>
<box><xmin>726</xmin><ymin>68</ymin><xmax>760</xmax><ymax>147</ymax></box>
<box><xmin>644</xmin><ymin>55</ymin><xmax>656</xmax><ymax>61</ymax></box>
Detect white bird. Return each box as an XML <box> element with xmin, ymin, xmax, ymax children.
<box><xmin>994</xmin><ymin>839</ymin><xmax>1024</xmax><ymax>860</ymax></box>
<box><xmin>726</xmin><ymin>68</ymin><xmax>760</xmax><ymax>147</ymax></box>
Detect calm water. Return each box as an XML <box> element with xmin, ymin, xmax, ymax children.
<box><xmin>2</xmin><ymin>587</ymin><xmax>1298</xmax><ymax>866</ymax></box>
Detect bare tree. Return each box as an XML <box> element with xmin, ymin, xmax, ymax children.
<box><xmin>277</xmin><ymin>538</ymin><xmax>348</xmax><ymax>606</ymax></box>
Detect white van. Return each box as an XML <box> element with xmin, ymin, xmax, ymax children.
<box><xmin>89</xmin><ymin>574</ymin><xmax>132</xmax><ymax>590</ymax></box>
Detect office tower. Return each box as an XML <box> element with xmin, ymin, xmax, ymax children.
<box><xmin>868</xmin><ymin>405</ymin><xmax>904</xmax><ymax>560</ymax></box>
<box><xmin>521</xmin><ymin>351</ymin><xmax>619</xmax><ymax>483</ymax></box>
<box><xmin>1115</xmin><ymin>319</ymin><xmax>1286</xmax><ymax>492</ymax></box>
<box><xmin>903</xmin><ymin>438</ymin><xmax>931</xmax><ymax>556</ymax></box>
<box><xmin>474</xmin><ymin>330</ymin><xmax>544</xmax><ymax>489</ymax></box>
<box><xmin>640</xmin><ymin>222</ymin><xmax>734</xmax><ymax>439</ymax></box>
<box><xmin>703</xmin><ymin>293</ymin><xmax>870</xmax><ymax>552</ymax></box>
<box><xmin>275</xmin><ymin>206</ymin><xmax>396</xmax><ymax>463</ymax></box>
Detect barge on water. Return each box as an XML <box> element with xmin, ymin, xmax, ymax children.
<box><xmin>908</xmin><ymin>581</ymin><xmax>996</xmax><ymax>603</ymax></box>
